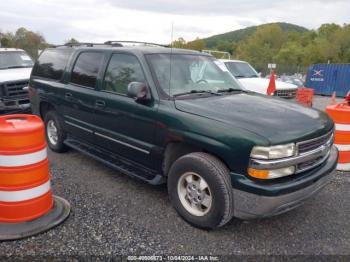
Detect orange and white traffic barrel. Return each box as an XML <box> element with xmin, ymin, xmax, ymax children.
<box><xmin>0</xmin><ymin>114</ymin><xmax>70</xmax><ymax>240</ymax></box>
<box><xmin>326</xmin><ymin>102</ymin><xmax>350</xmax><ymax>171</ymax></box>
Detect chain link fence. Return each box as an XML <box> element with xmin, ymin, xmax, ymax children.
<box><xmin>258</xmin><ymin>64</ymin><xmax>308</xmax><ymax>78</ymax></box>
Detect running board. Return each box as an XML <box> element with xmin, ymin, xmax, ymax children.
<box><xmin>64</xmin><ymin>138</ymin><xmax>165</xmax><ymax>185</ymax></box>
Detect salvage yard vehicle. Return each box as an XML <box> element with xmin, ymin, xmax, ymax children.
<box><xmin>0</xmin><ymin>48</ymin><xmax>33</xmax><ymax>113</ymax></box>
<box><xmin>30</xmin><ymin>42</ymin><xmax>338</xmax><ymax>229</ymax></box>
<box><xmin>221</xmin><ymin>59</ymin><xmax>298</xmax><ymax>98</ymax></box>
<box><xmin>279</xmin><ymin>75</ymin><xmax>304</xmax><ymax>87</ymax></box>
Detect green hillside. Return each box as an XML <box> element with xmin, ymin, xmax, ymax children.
<box><xmin>203</xmin><ymin>22</ymin><xmax>309</xmax><ymax>48</ymax></box>
<box><xmin>174</xmin><ymin>22</ymin><xmax>350</xmax><ymax>75</ymax></box>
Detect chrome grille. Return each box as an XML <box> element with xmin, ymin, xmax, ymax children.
<box><xmin>297</xmin><ymin>155</ymin><xmax>324</xmax><ymax>171</ymax></box>
<box><xmin>295</xmin><ymin>131</ymin><xmax>334</xmax><ymax>173</ymax></box>
<box><xmin>298</xmin><ymin>131</ymin><xmax>333</xmax><ymax>154</ymax></box>
<box><xmin>3</xmin><ymin>81</ymin><xmax>29</xmax><ymax>98</ymax></box>
<box><xmin>274</xmin><ymin>89</ymin><xmax>297</xmax><ymax>99</ymax></box>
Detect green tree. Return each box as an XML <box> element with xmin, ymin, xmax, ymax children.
<box><xmin>171</xmin><ymin>37</ymin><xmax>186</xmax><ymax>48</ymax></box>
<box><xmin>65</xmin><ymin>38</ymin><xmax>79</xmax><ymax>45</ymax></box>
<box><xmin>318</xmin><ymin>23</ymin><xmax>341</xmax><ymax>40</ymax></box>
<box><xmin>0</xmin><ymin>31</ymin><xmax>15</xmax><ymax>47</ymax></box>
<box><xmin>235</xmin><ymin>24</ymin><xmax>289</xmax><ymax>73</ymax></box>
<box><xmin>186</xmin><ymin>38</ymin><xmax>206</xmax><ymax>51</ymax></box>
<box><xmin>13</xmin><ymin>27</ymin><xmax>49</xmax><ymax>58</ymax></box>
<box><xmin>333</xmin><ymin>24</ymin><xmax>350</xmax><ymax>61</ymax></box>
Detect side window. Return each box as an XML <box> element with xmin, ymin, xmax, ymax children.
<box><xmin>32</xmin><ymin>49</ymin><xmax>73</xmax><ymax>80</ymax></box>
<box><xmin>71</xmin><ymin>52</ymin><xmax>104</xmax><ymax>88</ymax></box>
<box><xmin>102</xmin><ymin>53</ymin><xmax>145</xmax><ymax>95</ymax></box>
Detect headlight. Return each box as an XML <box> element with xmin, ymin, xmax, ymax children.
<box><xmin>250</xmin><ymin>143</ymin><xmax>295</xmax><ymax>160</ymax></box>
<box><xmin>249</xmin><ymin>143</ymin><xmax>296</xmax><ymax>179</ymax></box>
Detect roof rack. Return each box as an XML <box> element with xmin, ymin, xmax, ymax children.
<box><xmin>202</xmin><ymin>50</ymin><xmax>231</xmax><ymax>60</ymax></box>
<box><xmin>54</xmin><ymin>41</ymin><xmax>169</xmax><ymax>48</ymax></box>
<box><xmin>55</xmin><ymin>42</ymin><xmax>111</xmax><ymax>48</ymax></box>
<box><xmin>104</xmin><ymin>41</ymin><xmax>169</xmax><ymax>48</ymax></box>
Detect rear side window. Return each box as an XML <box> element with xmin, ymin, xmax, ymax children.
<box><xmin>71</xmin><ymin>52</ymin><xmax>104</xmax><ymax>88</ymax></box>
<box><xmin>32</xmin><ymin>49</ymin><xmax>72</xmax><ymax>80</ymax></box>
<box><xmin>102</xmin><ymin>53</ymin><xmax>145</xmax><ymax>95</ymax></box>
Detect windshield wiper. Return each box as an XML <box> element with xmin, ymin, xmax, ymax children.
<box><xmin>173</xmin><ymin>90</ymin><xmax>222</xmax><ymax>97</ymax></box>
<box><xmin>234</xmin><ymin>75</ymin><xmax>246</xmax><ymax>78</ymax></box>
<box><xmin>217</xmin><ymin>88</ymin><xmax>244</xmax><ymax>93</ymax></box>
<box><xmin>3</xmin><ymin>65</ymin><xmax>30</xmax><ymax>69</ymax></box>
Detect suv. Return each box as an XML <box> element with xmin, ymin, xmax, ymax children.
<box><xmin>30</xmin><ymin>43</ymin><xmax>338</xmax><ymax>229</ymax></box>
<box><xmin>0</xmin><ymin>48</ymin><xmax>34</xmax><ymax>112</ymax></box>
<box><xmin>221</xmin><ymin>59</ymin><xmax>298</xmax><ymax>98</ymax></box>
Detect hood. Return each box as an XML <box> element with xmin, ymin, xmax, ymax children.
<box><xmin>238</xmin><ymin>77</ymin><xmax>297</xmax><ymax>94</ymax></box>
<box><xmin>0</xmin><ymin>67</ymin><xmax>32</xmax><ymax>83</ymax></box>
<box><xmin>175</xmin><ymin>93</ymin><xmax>333</xmax><ymax>145</ymax></box>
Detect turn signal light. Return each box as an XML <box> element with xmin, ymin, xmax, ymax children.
<box><xmin>248</xmin><ymin>166</ymin><xmax>295</xmax><ymax>179</ymax></box>
<box><xmin>248</xmin><ymin>168</ymin><xmax>269</xmax><ymax>179</ymax></box>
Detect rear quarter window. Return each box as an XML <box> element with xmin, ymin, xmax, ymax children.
<box><xmin>31</xmin><ymin>49</ymin><xmax>73</xmax><ymax>80</ymax></box>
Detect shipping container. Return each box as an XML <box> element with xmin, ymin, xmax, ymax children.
<box><xmin>305</xmin><ymin>64</ymin><xmax>350</xmax><ymax>97</ymax></box>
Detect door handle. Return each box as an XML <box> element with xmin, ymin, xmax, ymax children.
<box><xmin>95</xmin><ymin>100</ymin><xmax>106</xmax><ymax>108</ymax></box>
<box><xmin>65</xmin><ymin>93</ymin><xmax>73</xmax><ymax>100</ymax></box>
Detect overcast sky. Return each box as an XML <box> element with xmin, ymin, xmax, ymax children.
<box><xmin>0</xmin><ymin>0</ymin><xmax>349</xmax><ymax>44</ymax></box>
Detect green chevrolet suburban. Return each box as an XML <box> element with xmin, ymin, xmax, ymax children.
<box><xmin>29</xmin><ymin>42</ymin><xmax>338</xmax><ymax>229</ymax></box>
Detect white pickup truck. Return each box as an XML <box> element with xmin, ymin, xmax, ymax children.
<box><xmin>0</xmin><ymin>48</ymin><xmax>33</xmax><ymax>112</ymax></box>
<box><xmin>221</xmin><ymin>59</ymin><xmax>298</xmax><ymax>99</ymax></box>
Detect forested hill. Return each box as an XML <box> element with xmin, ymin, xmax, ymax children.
<box><xmin>203</xmin><ymin>22</ymin><xmax>309</xmax><ymax>48</ymax></box>
<box><xmin>169</xmin><ymin>22</ymin><xmax>349</xmax><ymax>75</ymax></box>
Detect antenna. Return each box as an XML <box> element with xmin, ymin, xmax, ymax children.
<box><xmin>169</xmin><ymin>21</ymin><xmax>174</xmax><ymax>97</ymax></box>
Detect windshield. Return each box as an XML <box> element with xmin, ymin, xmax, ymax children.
<box><xmin>0</xmin><ymin>51</ymin><xmax>34</xmax><ymax>69</ymax></box>
<box><xmin>224</xmin><ymin>61</ymin><xmax>258</xmax><ymax>78</ymax></box>
<box><xmin>146</xmin><ymin>54</ymin><xmax>243</xmax><ymax>97</ymax></box>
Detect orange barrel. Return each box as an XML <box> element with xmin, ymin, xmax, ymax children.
<box><xmin>296</xmin><ymin>88</ymin><xmax>314</xmax><ymax>107</ymax></box>
<box><xmin>0</xmin><ymin>114</ymin><xmax>52</xmax><ymax>222</ymax></box>
<box><xmin>326</xmin><ymin>103</ymin><xmax>350</xmax><ymax>171</ymax></box>
<box><xmin>0</xmin><ymin>114</ymin><xmax>70</xmax><ymax>240</ymax></box>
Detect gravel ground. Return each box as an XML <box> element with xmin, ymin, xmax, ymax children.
<box><xmin>312</xmin><ymin>95</ymin><xmax>344</xmax><ymax>111</ymax></box>
<box><xmin>0</xmin><ymin>96</ymin><xmax>349</xmax><ymax>259</ymax></box>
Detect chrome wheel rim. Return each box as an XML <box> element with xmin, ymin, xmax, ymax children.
<box><xmin>177</xmin><ymin>172</ymin><xmax>212</xmax><ymax>216</ymax></box>
<box><xmin>47</xmin><ymin>120</ymin><xmax>58</xmax><ymax>145</ymax></box>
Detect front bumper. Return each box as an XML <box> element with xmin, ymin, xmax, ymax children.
<box><xmin>0</xmin><ymin>98</ymin><xmax>31</xmax><ymax>113</ymax></box>
<box><xmin>232</xmin><ymin>145</ymin><xmax>338</xmax><ymax>219</ymax></box>
<box><xmin>274</xmin><ymin>89</ymin><xmax>297</xmax><ymax>99</ymax></box>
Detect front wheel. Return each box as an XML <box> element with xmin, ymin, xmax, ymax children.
<box><xmin>167</xmin><ymin>152</ymin><xmax>234</xmax><ymax>229</ymax></box>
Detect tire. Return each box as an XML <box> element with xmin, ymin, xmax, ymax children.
<box><xmin>44</xmin><ymin>110</ymin><xmax>68</xmax><ymax>153</ymax></box>
<box><xmin>167</xmin><ymin>152</ymin><xmax>234</xmax><ymax>229</ymax></box>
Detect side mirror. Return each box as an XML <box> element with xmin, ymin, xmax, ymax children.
<box><xmin>258</xmin><ymin>72</ymin><xmax>262</xmax><ymax>77</ymax></box>
<box><xmin>127</xmin><ymin>82</ymin><xmax>151</xmax><ymax>103</ymax></box>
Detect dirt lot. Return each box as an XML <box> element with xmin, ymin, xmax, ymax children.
<box><xmin>0</xmin><ymin>96</ymin><xmax>349</xmax><ymax>259</ymax></box>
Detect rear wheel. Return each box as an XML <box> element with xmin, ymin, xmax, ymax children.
<box><xmin>44</xmin><ymin>110</ymin><xmax>68</xmax><ymax>153</ymax></box>
<box><xmin>168</xmin><ymin>152</ymin><xmax>234</xmax><ymax>229</ymax></box>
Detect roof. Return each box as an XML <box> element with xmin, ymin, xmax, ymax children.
<box><xmin>55</xmin><ymin>44</ymin><xmax>210</xmax><ymax>56</ymax></box>
<box><xmin>0</xmin><ymin>48</ymin><xmax>25</xmax><ymax>52</ymax></box>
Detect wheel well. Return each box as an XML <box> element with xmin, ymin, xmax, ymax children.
<box><xmin>39</xmin><ymin>102</ymin><xmax>54</xmax><ymax>119</ymax></box>
<box><xmin>162</xmin><ymin>142</ymin><xmax>202</xmax><ymax>176</ymax></box>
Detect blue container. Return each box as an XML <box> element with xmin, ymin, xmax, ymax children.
<box><xmin>305</xmin><ymin>64</ymin><xmax>350</xmax><ymax>97</ymax></box>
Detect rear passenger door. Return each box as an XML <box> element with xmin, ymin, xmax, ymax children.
<box><xmin>62</xmin><ymin>51</ymin><xmax>105</xmax><ymax>143</ymax></box>
<box><xmin>93</xmin><ymin>52</ymin><xmax>158</xmax><ymax>169</ymax></box>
